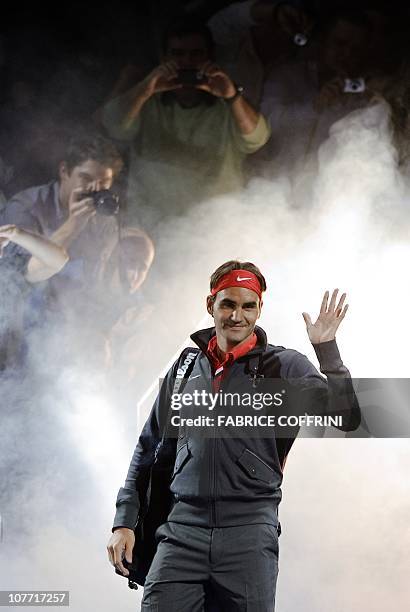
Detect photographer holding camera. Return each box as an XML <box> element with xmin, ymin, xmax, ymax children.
<box><xmin>0</xmin><ymin>131</ymin><xmax>123</xmax><ymax>290</ymax></box>
<box><xmin>102</xmin><ymin>19</ymin><xmax>271</xmax><ymax>230</ymax></box>
<box><xmin>0</xmin><ymin>131</ymin><xmax>133</xmax><ymax>369</ymax></box>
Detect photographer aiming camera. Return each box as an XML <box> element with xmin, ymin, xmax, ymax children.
<box><xmin>102</xmin><ymin>19</ymin><xmax>271</xmax><ymax>229</ymax></box>
<box><xmin>0</xmin><ymin>131</ymin><xmax>123</xmax><ymax>288</ymax></box>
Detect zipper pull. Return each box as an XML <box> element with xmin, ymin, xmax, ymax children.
<box><xmin>252</xmin><ymin>371</ymin><xmax>264</xmax><ymax>388</ymax></box>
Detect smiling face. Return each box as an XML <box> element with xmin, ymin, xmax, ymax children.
<box><xmin>207</xmin><ymin>286</ymin><xmax>262</xmax><ymax>352</ymax></box>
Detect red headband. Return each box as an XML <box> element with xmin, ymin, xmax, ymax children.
<box><xmin>211</xmin><ymin>269</ymin><xmax>263</xmax><ymax>299</ymax></box>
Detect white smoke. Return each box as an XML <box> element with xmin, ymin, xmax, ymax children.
<box><xmin>1</xmin><ymin>100</ymin><xmax>410</xmax><ymax>611</ymax></box>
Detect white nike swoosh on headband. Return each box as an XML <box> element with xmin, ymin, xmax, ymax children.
<box><xmin>236</xmin><ymin>276</ymin><xmax>253</xmax><ymax>281</ymax></box>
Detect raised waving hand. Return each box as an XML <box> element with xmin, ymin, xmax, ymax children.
<box><xmin>302</xmin><ymin>289</ymin><xmax>348</xmax><ymax>344</ymax></box>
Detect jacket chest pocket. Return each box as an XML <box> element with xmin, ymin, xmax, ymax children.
<box><xmin>171</xmin><ymin>442</ymin><xmax>191</xmax><ymax>479</ymax></box>
<box><xmin>236</xmin><ymin>448</ymin><xmax>275</xmax><ymax>484</ymax></box>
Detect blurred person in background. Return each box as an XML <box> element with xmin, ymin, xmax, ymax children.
<box><xmin>208</xmin><ymin>0</ymin><xmax>315</xmax><ymax>108</ymax></box>
<box><xmin>252</xmin><ymin>5</ymin><xmax>397</xmax><ymax>184</ymax></box>
<box><xmin>90</xmin><ymin>227</ymin><xmax>155</xmax><ymax>377</ymax></box>
<box><xmin>0</xmin><ymin>131</ymin><xmax>125</xmax><ymax>369</ymax></box>
<box><xmin>0</xmin><ymin>130</ymin><xmax>124</xmax><ymax>295</ymax></box>
<box><xmin>209</xmin><ymin>2</ymin><xmax>397</xmax><ymax>181</ymax></box>
<box><xmin>0</xmin><ymin>223</ymin><xmax>68</xmax><ymax>279</ymax></box>
<box><xmin>36</xmin><ymin>223</ymin><xmax>157</xmax><ymax>375</ymax></box>
<box><xmin>0</xmin><ymin>224</ymin><xmax>68</xmax><ymax>370</ymax></box>
<box><xmin>101</xmin><ymin>19</ymin><xmax>270</xmax><ymax>233</ymax></box>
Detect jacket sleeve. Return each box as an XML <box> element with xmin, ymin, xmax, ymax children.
<box><xmin>112</xmin><ymin>359</ymin><xmax>178</xmax><ymax>531</ymax></box>
<box><xmin>231</xmin><ymin>112</ymin><xmax>272</xmax><ymax>154</ymax></box>
<box><xmin>101</xmin><ymin>85</ymin><xmax>144</xmax><ymax>142</ymax></box>
<box><xmin>0</xmin><ymin>196</ymin><xmax>40</xmax><ymax>273</ymax></box>
<box><xmin>286</xmin><ymin>340</ymin><xmax>361</xmax><ymax>432</ymax></box>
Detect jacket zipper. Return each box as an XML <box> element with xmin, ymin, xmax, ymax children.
<box><xmin>209</xmin><ymin>366</ymin><xmax>235</xmax><ymax>526</ymax></box>
<box><xmin>204</xmin><ymin>356</ymin><xmax>217</xmax><ymax>526</ymax></box>
<box><xmin>209</xmin><ymin>435</ymin><xmax>216</xmax><ymax>526</ymax></box>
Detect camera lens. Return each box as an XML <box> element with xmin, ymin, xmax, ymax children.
<box><xmin>93</xmin><ymin>190</ymin><xmax>120</xmax><ymax>216</ymax></box>
<box><xmin>80</xmin><ymin>190</ymin><xmax>119</xmax><ymax>216</ymax></box>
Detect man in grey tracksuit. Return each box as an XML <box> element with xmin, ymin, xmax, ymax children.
<box><xmin>107</xmin><ymin>260</ymin><xmax>361</xmax><ymax>611</ymax></box>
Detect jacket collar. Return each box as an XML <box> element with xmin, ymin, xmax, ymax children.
<box><xmin>190</xmin><ymin>325</ymin><xmax>268</xmax><ymax>357</ymax></box>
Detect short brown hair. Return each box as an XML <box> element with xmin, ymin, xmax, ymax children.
<box><xmin>64</xmin><ymin>130</ymin><xmax>123</xmax><ymax>177</ymax></box>
<box><xmin>210</xmin><ymin>260</ymin><xmax>267</xmax><ymax>293</ymax></box>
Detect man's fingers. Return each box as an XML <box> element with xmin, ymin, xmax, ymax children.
<box><xmin>203</xmin><ymin>67</ymin><xmax>223</xmax><ymax>78</ymax></box>
<box><xmin>339</xmin><ymin>303</ymin><xmax>349</xmax><ymax>319</ymax></box>
<box><xmin>198</xmin><ymin>60</ymin><xmax>213</xmax><ymax>73</ymax></box>
<box><xmin>328</xmin><ymin>288</ymin><xmax>339</xmax><ymax>311</ymax></box>
<box><xmin>320</xmin><ymin>291</ymin><xmax>329</xmax><ymax>313</ymax></box>
<box><xmin>71</xmin><ymin>202</ymin><xmax>94</xmax><ymax>216</ymax></box>
<box><xmin>107</xmin><ymin>530</ymin><xmax>134</xmax><ymax>576</ymax></box>
<box><xmin>200</xmin><ymin>61</ymin><xmax>226</xmax><ymax>79</ymax></box>
<box><xmin>163</xmin><ymin>66</ymin><xmax>177</xmax><ymax>80</ymax></box>
<box><xmin>70</xmin><ymin>187</ymin><xmax>86</xmax><ymax>200</ymax></box>
<box><xmin>107</xmin><ymin>543</ymin><xmax>114</xmax><ymax>566</ymax></box>
<box><xmin>69</xmin><ymin>189</ymin><xmax>91</xmax><ymax>209</ymax></box>
<box><xmin>335</xmin><ymin>292</ymin><xmax>347</xmax><ymax>315</ymax></box>
<box><xmin>195</xmin><ymin>83</ymin><xmax>211</xmax><ymax>92</ymax></box>
<box><xmin>156</xmin><ymin>72</ymin><xmax>180</xmax><ymax>91</ymax></box>
<box><xmin>302</xmin><ymin>312</ymin><xmax>312</xmax><ymax>327</ymax></box>
<box><xmin>161</xmin><ymin>62</ymin><xmax>178</xmax><ymax>80</ymax></box>
<box><xmin>124</xmin><ymin>539</ymin><xmax>134</xmax><ymax>564</ymax></box>
<box><xmin>73</xmin><ymin>197</ymin><xmax>93</xmax><ymax>207</ymax></box>
<box><xmin>115</xmin><ymin>560</ymin><xmax>129</xmax><ymax>576</ymax></box>
<box><xmin>113</xmin><ymin>544</ymin><xmax>129</xmax><ymax>576</ymax></box>
<box><xmin>164</xmin><ymin>60</ymin><xmax>179</xmax><ymax>74</ymax></box>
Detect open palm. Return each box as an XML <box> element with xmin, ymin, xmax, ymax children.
<box><xmin>302</xmin><ymin>289</ymin><xmax>348</xmax><ymax>344</ymax></box>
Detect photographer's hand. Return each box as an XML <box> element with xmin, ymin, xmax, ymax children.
<box><xmin>107</xmin><ymin>527</ymin><xmax>135</xmax><ymax>577</ymax></box>
<box><xmin>68</xmin><ymin>187</ymin><xmax>96</xmax><ymax>222</ymax></box>
<box><xmin>120</xmin><ymin>62</ymin><xmax>182</xmax><ymax>130</ymax></box>
<box><xmin>196</xmin><ymin>62</ymin><xmax>262</xmax><ymax>135</ymax></box>
<box><xmin>48</xmin><ymin>188</ymin><xmax>96</xmax><ymax>250</ymax></box>
<box><xmin>196</xmin><ymin>61</ymin><xmax>236</xmax><ymax>99</ymax></box>
<box><xmin>141</xmin><ymin>61</ymin><xmax>182</xmax><ymax>97</ymax></box>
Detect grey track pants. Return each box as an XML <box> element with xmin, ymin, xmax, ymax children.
<box><xmin>141</xmin><ymin>521</ymin><xmax>279</xmax><ymax>612</ymax></box>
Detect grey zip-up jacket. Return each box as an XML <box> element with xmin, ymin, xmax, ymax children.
<box><xmin>113</xmin><ymin>326</ymin><xmax>360</xmax><ymax>530</ymax></box>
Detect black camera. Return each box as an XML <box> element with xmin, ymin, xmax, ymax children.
<box><xmin>177</xmin><ymin>69</ymin><xmax>208</xmax><ymax>86</ymax></box>
<box><xmin>80</xmin><ymin>189</ymin><xmax>120</xmax><ymax>216</ymax></box>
